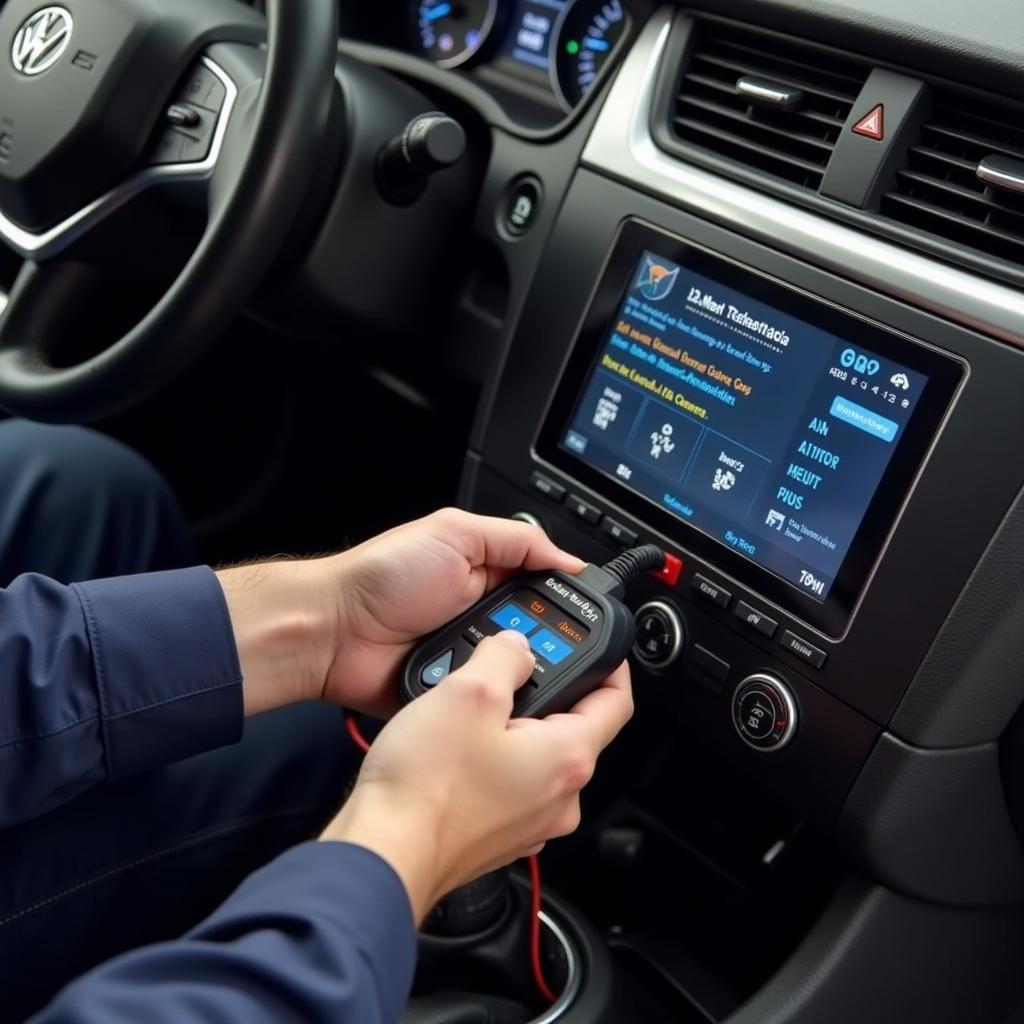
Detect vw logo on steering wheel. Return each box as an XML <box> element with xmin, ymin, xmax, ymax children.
<box><xmin>11</xmin><ymin>6</ymin><xmax>73</xmax><ymax>76</ymax></box>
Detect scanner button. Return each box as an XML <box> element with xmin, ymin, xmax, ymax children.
<box><xmin>489</xmin><ymin>602</ymin><xmax>538</xmax><ymax>635</ymax></box>
<box><xmin>463</xmin><ymin>623</ymin><xmax>489</xmax><ymax>646</ymax></box>
<box><xmin>421</xmin><ymin>649</ymin><xmax>454</xmax><ymax>687</ymax></box>
<box><xmin>530</xmin><ymin>629</ymin><xmax>574</xmax><ymax>665</ymax></box>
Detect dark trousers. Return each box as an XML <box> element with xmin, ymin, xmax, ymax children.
<box><xmin>0</xmin><ymin>422</ymin><xmax>360</xmax><ymax>1021</ymax></box>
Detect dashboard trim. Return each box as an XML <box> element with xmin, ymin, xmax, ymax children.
<box><xmin>581</xmin><ymin>8</ymin><xmax>1024</xmax><ymax>351</ymax></box>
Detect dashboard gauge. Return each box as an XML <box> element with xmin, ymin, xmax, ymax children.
<box><xmin>551</xmin><ymin>0</ymin><xmax>629</xmax><ymax>109</ymax></box>
<box><xmin>414</xmin><ymin>0</ymin><xmax>498</xmax><ymax>69</ymax></box>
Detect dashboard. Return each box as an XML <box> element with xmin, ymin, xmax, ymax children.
<box><xmin>232</xmin><ymin>0</ymin><xmax>1024</xmax><ymax>1015</ymax></box>
<box><xmin>332</xmin><ymin>0</ymin><xmax>653</xmax><ymax>127</ymax></box>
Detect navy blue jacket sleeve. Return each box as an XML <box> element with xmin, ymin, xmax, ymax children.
<box><xmin>0</xmin><ymin>567</ymin><xmax>243</xmax><ymax>826</ymax></box>
<box><xmin>31</xmin><ymin>841</ymin><xmax>417</xmax><ymax>1024</ymax></box>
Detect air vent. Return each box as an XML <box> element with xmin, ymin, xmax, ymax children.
<box><xmin>668</xmin><ymin>18</ymin><xmax>869</xmax><ymax>189</ymax></box>
<box><xmin>882</xmin><ymin>93</ymin><xmax>1024</xmax><ymax>266</ymax></box>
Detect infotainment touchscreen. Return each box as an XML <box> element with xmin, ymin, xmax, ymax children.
<box><xmin>539</xmin><ymin>221</ymin><xmax>964</xmax><ymax>636</ymax></box>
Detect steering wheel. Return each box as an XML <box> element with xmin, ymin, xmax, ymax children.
<box><xmin>0</xmin><ymin>0</ymin><xmax>338</xmax><ymax>422</ymax></box>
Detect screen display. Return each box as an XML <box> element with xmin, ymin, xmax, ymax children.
<box><xmin>541</xmin><ymin>223</ymin><xmax>964</xmax><ymax>633</ymax></box>
<box><xmin>500</xmin><ymin>0</ymin><xmax>565</xmax><ymax>71</ymax></box>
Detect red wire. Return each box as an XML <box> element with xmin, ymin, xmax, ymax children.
<box><xmin>528</xmin><ymin>852</ymin><xmax>557</xmax><ymax>1004</ymax></box>
<box><xmin>343</xmin><ymin>713</ymin><xmax>558</xmax><ymax>1004</ymax></box>
<box><xmin>345</xmin><ymin>713</ymin><xmax>371</xmax><ymax>753</ymax></box>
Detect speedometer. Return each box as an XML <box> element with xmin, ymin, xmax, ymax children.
<box><xmin>413</xmin><ymin>0</ymin><xmax>498</xmax><ymax>69</ymax></box>
<box><xmin>551</xmin><ymin>0</ymin><xmax>628</xmax><ymax>109</ymax></box>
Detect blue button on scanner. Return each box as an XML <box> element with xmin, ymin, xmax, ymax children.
<box><xmin>530</xmin><ymin>629</ymin><xmax>574</xmax><ymax>665</ymax></box>
<box><xmin>488</xmin><ymin>602</ymin><xmax>538</xmax><ymax>635</ymax></box>
<box><xmin>421</xmin><ymin>649</ymin><xmax>454</xmax><ymax>687</ymax></box>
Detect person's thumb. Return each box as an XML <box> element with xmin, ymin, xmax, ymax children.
<box><xmin>444</xmin><ymin>631</ymin><xmax>535</xmax><ymax>721</ymax></box>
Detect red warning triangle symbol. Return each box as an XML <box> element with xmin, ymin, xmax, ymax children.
<box><xmin>852</xmin><ymin>104</ymin><xmax>884</xmax><ymax>141</ymax></box>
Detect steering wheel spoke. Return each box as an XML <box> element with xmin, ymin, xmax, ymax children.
<box><xmin>0</xmin><ymin>0</ymin><xmax>339</xmax><ymax>422</ymax></box>
<box><xmin>0</xmin><ymin>54</ymin><xmax>241</xmax><ymax>265</ymax></box>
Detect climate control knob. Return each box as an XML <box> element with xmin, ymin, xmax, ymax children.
<box><xmin>733</xmin><ymin>674</ymin><xmax>798</xmax><ymax>752</ymax></box>
<box><xmin>632</xmin><ymin>600</ymin><xmax>685</xmax><ymax>671</ymax></box>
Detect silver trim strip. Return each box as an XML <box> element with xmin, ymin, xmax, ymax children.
<box><xmin>530</xmin><ymin>910</ymin><xmax>582</xmax><ymax>1024</ymax></box>
<box><xmin>0</xmin><ymin>56</ymin><xmax>238</xmax><ymax>261</ymax></box>
<box><xmin>977</xmin><ymin>155</ymin><xmax>1024</xmax><ymax>195</ymax></box>
<box><xmin>0</xmin><ymin>290</ymin><xmax>7</xmax><ymax>318</ymax></box>
<box><xmin>582</xmin><ymin>9</ymin><xmax>1024</xmax><ymax>350</ymax></box>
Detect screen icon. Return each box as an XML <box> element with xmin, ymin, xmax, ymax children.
<box><xmin>765</xmin><ymin>509</ymin><xmax>786</xmax><ymax>531</ymax></box>
<box><xmin>649</xmin><ymin>423</ymin><xmax>676</xmax><ymax>459</ymax></box>
<box><xmin>890</xmin><ymin>372</ymin><xmax>910</xmax><ymax>390</ymax></box>
<box><xmin>635</xmin><ymin>255</ymin><xmax>681</xmax><ymax>301</ymax></box>
<box><xmin>712</xmin><ymin>468</ymin><xmax>736</xmax><ymax>492</ymax></box>
<box><xmin>593</xmin><ymin>395</ymin><xmax>619</xmax><ymax>430</ymax></box>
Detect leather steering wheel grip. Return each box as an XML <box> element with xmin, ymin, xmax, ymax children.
<box><xmin>0</xmin><ymin>0</ymin><xmax>338</xmax><ymax>423</ymax></box>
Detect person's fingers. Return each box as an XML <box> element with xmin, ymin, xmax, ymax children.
<box><xmin>435</xmin><ymin>509</ymin><xmax>584</xmax><ymax>576</ymax></box>
<box><xmin>547</xmin><ymin>661</ymin><xmax>635</xmax><ymax>753</ymax></box>
<box><xmin>444</xmin><ymin>631</ymin><xmax>536</xmax><ymax>720</ymax></box>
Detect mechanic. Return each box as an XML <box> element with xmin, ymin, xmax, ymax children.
<box><xmin>0</xmin><ymin>420</ymin><xmax>632</xmax><ymax>1023</ymax></box>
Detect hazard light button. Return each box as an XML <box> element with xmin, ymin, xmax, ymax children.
<box><xmin>852</xmin><ymin>104</ymin><xmax>884</xmax><ymax>141</ymax></box>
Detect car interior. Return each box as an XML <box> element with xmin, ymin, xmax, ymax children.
<box><xmin>4</xmin><ymin>0</ymin><xmax>1024</xmax><ymax>1020</ymax></box>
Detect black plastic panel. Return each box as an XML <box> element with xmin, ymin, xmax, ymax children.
<box><xmin>472</xmin><ymin>464</ymin><xmax>879</xmax><ymax>822</ymax></box>
<box><xmin>728</xmin><ymin>876</ymin><xmax>1024</xmax><ymax>1024</ymax></box>
<box><xmin>470</xmin><ymin>169</ymin><xmax>1024</xmax><ymax>732</ymax></box>
<box><xmin>838</xmin><ymin>734</ymin><xmax>1024</xmax><ymax>906</ymax></box>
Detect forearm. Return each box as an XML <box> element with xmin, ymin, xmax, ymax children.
<box><xmin>31</xmin><ymin>842</ymin><xmax>417</xmax><ymax>1024</ymax></box>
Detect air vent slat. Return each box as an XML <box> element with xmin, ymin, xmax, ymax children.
<box><xmin>712</xmin><ymin>38</ymin><xmax>864</xmax><ymax>96</ymax></box>
<box><xmin>923</xmin><ymin>124</ymin><xmax>1024</xmax><ymax>164</ymax></box>
<box><xmin>884</xmin><ymin>87</ymin><xmax>1024</xmax><ymax>269</ymax></box>
<box><xmin>666</xmin><ymin>17</ymin><xmax>869</xmax><ymax>191</ymax></box>
<box><xmin>677</xmin><ymin>97</ymin><xmax>837</xmax><ymax>154</ymax></box>
<box><xmin>693</xmin><ymin>53</ymin><xmax>855</xmax><ymax>106</ymax></box>
<box><xmin>908</xmin><ymin>146</ymin><xmax>978</xmax><ymax>175</ymax></box>
<box><xmin>883</xmin><ymin>194</ymin><xmax>1024</xmax><ymax>252</ymax></box>
<box><xmin>674</xmin><ymin>118</ymin><xmax>828</xmax><ymax>175</ymax></box>
<box><xmin>895</xmin><ymin>171</ymin><xmax>1024</xmax><ymax>227</ymax></box>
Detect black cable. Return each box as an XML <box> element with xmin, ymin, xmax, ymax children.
<box><xmin>601</xmin><ymin>544</ymin><xmax>666</xmax><ymax>586</ymax></box>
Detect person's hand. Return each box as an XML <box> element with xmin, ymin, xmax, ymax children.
<box><xmin>320</xmin><ymin>631</ymin><xmax>633</xmax><ymax>921</ymax></box>
<box><xmin>217</xmin><ymin>508</ymin><xmax>583</xmax><ymax>717</ymax></box>
<box><xmin>322</xmin><ymin>508</ymin><xmax>583</xmax><ymax>715</ymax></box>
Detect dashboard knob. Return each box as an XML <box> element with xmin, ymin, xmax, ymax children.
<box><xmin>509</xmin><ymin>511</ymin><xmax>543</xmax><ymax>529</ymax></box>
<box><xmin>632</xmin><ymin>600</ymin><xmax>686</xmax><ymax>671</ymax></box>
<box><xmin>377</xmin><ymin>112</ymin><xmax>466</xmax><ymax>205</ymax></box>
<box><xmin>733</xmin><ymin>674</ymin><xmax>798</xmax><ymax>752</ymax></box>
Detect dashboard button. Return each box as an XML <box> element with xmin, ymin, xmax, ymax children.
<box><xmin>632</xmin><ymin>600</ymin><xmax>685</xmax><ymax>670</ymax></box>
<box><xmin>530</xmin><ymin>472</ymin><xmax>565</xmax><ymax>503</ymax></box>
<box><xmin>651</xmin><ymin>551</ymin><xmax>683</xmax><ymax>586</ymax></box>
<box><xmin>733</xmin><ymin>674</ymin><xmax>798</xmax><ymax>751</ymax></box>
<box><xmin>601</xmin><ymin>517</ymin><xmax>638</xmax><ymax>547</ymax></box>
<box><xmin>735</xmin><ymin>601</ymin><xmax>778</xmax><ymax>638</ymax></box>
<box><xmin>503</xmin><ymin>176</ymin><xmax>542</xmax><ymax>237</ymax></box>
<box><xmin>692</xmin><ymin>574</ymin><xmax>732</xmax><ymax>609</ymax></box>
<box><xmin>779</xmin><ymin>630</ymin><xmax>828</xmax><ymax>669</ymax></box>
<box><xmin>566</xmin><ymin>493</ymin><xmax>602</xmax><ymax>524</ymax></box>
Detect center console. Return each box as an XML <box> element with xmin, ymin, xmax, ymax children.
<box><xmin>456</xmin><ymin>8</ymin><xmax>1024</xmax><ymax>1021</ymax></box>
